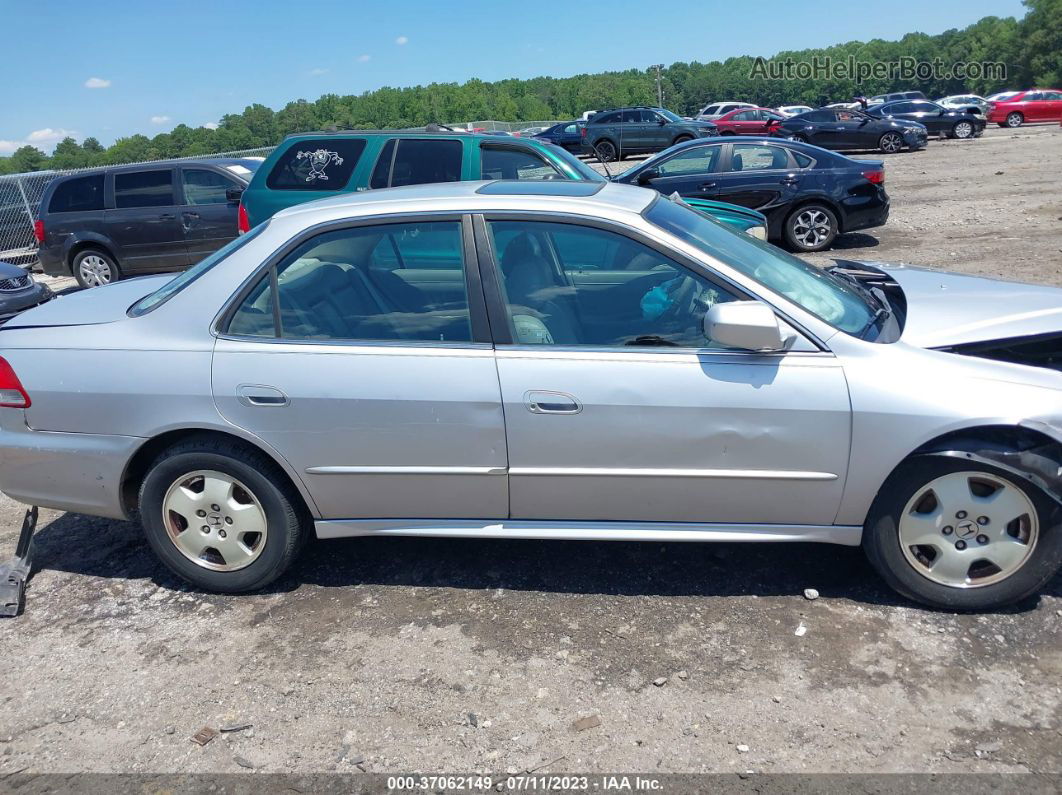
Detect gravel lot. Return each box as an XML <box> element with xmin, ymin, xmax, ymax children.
<box><xmin>2</xmin><ymin>124</ymin><xmax>1061</xmax><ymax>778</ymax></box>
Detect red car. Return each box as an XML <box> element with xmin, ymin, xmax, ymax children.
<box><xmin>986</xmin><ymin>89</ymin><xmax>1062</xmax><ymax>127</ymax></box>
<box><xmin>714</xmin><ymin>107</ymin><xmax>787</xmax><ymax>135</ymax></box>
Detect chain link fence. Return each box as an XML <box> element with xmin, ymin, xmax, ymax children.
<box><xmin>0</xmin><ymin>122</ymin><xmax>566</xmax><ymax>268</ymax></box>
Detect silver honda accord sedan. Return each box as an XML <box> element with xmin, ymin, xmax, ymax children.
<box><xmin>0</xmin><ymin>181</ymin><xmax>1059</xmax><ymax>609</ymax></box>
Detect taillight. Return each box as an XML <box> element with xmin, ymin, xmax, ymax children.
<box><xmin>580</xmin><ymin>126</ymin><xmax>588</xmax><ymax>138</ymax></box>
<box><xmin>862</xmin><ymin>169</ymin><xmax>885</xmax><ymax>185</ymax></box>
<box><xmin>0</xmin><ymin>356</ymin><xmax>31</xmax><ymax>408</ymax></box>
<box><xmin>32</xmin><ymin>220</ymin><xmax>44</xmax><ymax>243</ymax></box>
<box><xmin>237</xmin><ymin>202</ymin><xmax>250</xmax><ymax>235</ymax></box>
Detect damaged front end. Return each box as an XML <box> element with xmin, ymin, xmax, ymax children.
<box><xmin>917</xmin><ymin>425</ymin><xmax>1062</xmax><ymax>509</ymax></box>
<box><xmin>937</xmin><ymin>332</ymin><xmax>1062</xmax><ymax>373</ymax></box>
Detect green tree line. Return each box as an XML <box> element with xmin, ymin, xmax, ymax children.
<box><xmin>2</xmin><ymin>0</ymin><xmax>1058</xmax><ymax>176</ymax></box>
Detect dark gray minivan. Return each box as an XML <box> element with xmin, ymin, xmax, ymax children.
<box><xmin>35</xmin><ymin>158</ymin><xmax>261</xmax><ymax>288</ymax></box>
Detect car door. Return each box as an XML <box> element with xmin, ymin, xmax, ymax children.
<box><xmin>635</xmin><ymin>143</ymin><xmax>724</xmax><ymax>198</ymax></box>
<box><xmin>902</xmin><ymin>101</ymin><xmax>946</xmax><ymax>133</ymax></box>
<box><xmin>178</xmin><ymin>166</ymin><xmax>243</xmax><ymax>264</ymax></box>
<box><xmin>1044</xmin><ymin>91</ymin><xmax>1062</xmax><ymax>121</ymax></box>
<box><xmin>710</xmin><ymin>143</ymin><xmax>802</xmax><ymax>212</ymax></box>
<box><xmin>212</xmin><ymin>215</ymin><xmax>508</xmax><ymax>520</ymax></box>
<box><xmin>834</xmin><ymin>110</ymin><xmax>874</xmax><ymax>148</ymax></box>
<box><xmin>105</xmin><ymin>167</ymin><xmax>190</xmax><ymax>273</ymax></box>
<box><xmin>476</xmin><ymin>216</ymin><xmax>851</xmax><ymax>526</ymax></box>
<box><xmin>804</xmin><ymin>110</ymin><xmax>846</xmax><ymax>148</ymax></box>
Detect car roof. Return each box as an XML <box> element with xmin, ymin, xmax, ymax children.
<box><xmin>272</xmin><ymin>180</ymin><xmax>654</xmax><ymax>224</ymax></box>
<box><xmin>47</xmin><ymin>157</ymin><xmax>259</xmax><ymax>182</ymax></box>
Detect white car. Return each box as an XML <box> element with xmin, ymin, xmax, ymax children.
<box><xmin>697</xmin><ymin>101</ymin><xmax>756</xmax><ymax>121</ymax></box>
<box><xmin>776</xmin><ymin>105</ymin><xmax>814</xmax><ymax>117</ymax></box>
<box><xmin>936</xmin><ymin>95</ymin><xmax>989</xmax><ymax>113</ymax></box>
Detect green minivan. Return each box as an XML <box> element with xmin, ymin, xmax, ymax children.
<box><xmin>238</xmin><ymin>131</ymin><xmax>767</xmax><ymax>237</ymax></box>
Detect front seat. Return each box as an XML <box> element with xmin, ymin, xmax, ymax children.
<box><xmin>501</xmin><ymin>234</ymin><xmax>583</xmax><ymax>344</ymax></box>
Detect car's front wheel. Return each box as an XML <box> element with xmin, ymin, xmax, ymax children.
<box><xmin>73</xmin><ymin>248</ymin><xmax>120</xmax><ymax>289</ymax></box>
<box><xmin>951</xmin><ymin>120</ymin><xmax>974</xmax><ymax>139</ymax></box>
<box><xmin>863</xmin><ymin>458</ymin><xmax>1062</xmax><ymax>610</ymax></box>
<box><xmin>1005</xmin><ymin>112</ymin><xmax>1024</xmax><ymax>128</ymax></box>
<box><xmin>783</xmin><ymin>204</ymin><xmax>837</xmax><ymax>252</ymax></box>
<box><xmin>138</xmin><ymin>437</ymin><xmax>308</xmax><ymax>592</ymax></box>
<box><xmin>878</xmin><ymin>132</ymin><xmax>904</xmax><ymax>153</ymax></box>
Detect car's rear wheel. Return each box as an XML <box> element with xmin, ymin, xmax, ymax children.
<box><xmin>1005</xmin><ymin>112</ymin><xmax>1024</xmax><ymax>128</ymax></box>
<box><xmin>594</xmin><ymin>140</ymin><xmax>618</xmax><ymax>162</ymax></box>
<box><xmin>788</xmin><ymin>133</ymin><xmax>808</xmax><ymax>143</ymax></box>
<box><xmin>951</xmin><ymin>120</ymin><xmax>974</xmax><ymax>139</ymax></box>
<box><xmin>73</xmin><ymin>249</ymin><xmax>120</xmax><ymax>289</ymax></box>
<box><xmin>878</xmin><ymin>132</ymin><xmax>904</xmax><ymax>153</ymax></box>
<box><xmin>138</xmin><ymin>437</ymin><xmax>308</xmax><ymax>592</ymax></box>
<box><xmin>783</xmin><ymin>204</ymin><xmax>837</xmax><ymax>252</ymax></box>
<box><xmin>863</xmin><ymin>457</ymin><xmax>1062</xmax><ymax>610</ymax></box>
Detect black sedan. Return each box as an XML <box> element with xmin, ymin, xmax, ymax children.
<box><xmin>863</xmin><ymin>99</ymin><xmax>985</xmax><ymax>139</ymax></box>
<box><xmin>773</xmin><ymin>108</ymin><xmax>927</xmax><ymax>153</ymax></box>
<box><xmin>614</xmin><ymin>137</ymin><xmax>889</xmax><ymax>252</ymax></box>
<box><xmin>531</xmin><ymin>121</ymin><xmax>584</xmax><ymax>152</ymax></box>
<box><xmin>0</xmin><ymin>261</ymin><xmax>53</xmax><ymax>325</ymax></box>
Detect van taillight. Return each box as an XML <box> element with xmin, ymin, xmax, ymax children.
<box><xmin>862</xmin><ymin>169</ymin><xmax>885</xmax><ymax>185</ymax></box>
<box><xmin>580</xmin><ymin>126</ymin><xmax>588</xmax><ymax>137</ymax></box>
<box><xmin>237</xmin><ymin>202</ymin><xmax>250</xmax><ymax>235</ymax></box>
<box><xmin>32</xmin><ymin>220</ymin><xmax>44</xmax><ymax>243</ymax></box>
<box><xmin>0</xmin><ymin>356</ymin><xmax>31</xmax><ymax>408</ymax></box>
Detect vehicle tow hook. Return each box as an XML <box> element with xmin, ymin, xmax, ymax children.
<box><xmin>0</xmin><ymin>507</ymin><xmax>38</xmax><ymax>617</ymax></box>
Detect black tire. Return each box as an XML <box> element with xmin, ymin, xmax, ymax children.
<box><xmin>863</xmin><ymin>457</ymin><xmax>1062</xmax><ymax>611</ymax></box>
<box><xmin>138</xmin><ymin>436</ymin><xmax>309</xmax><ymax>593</ymax></box>
<box><xmin>951</xmin><ymin>120</ymin><xmax>974</xmax><ymax>139</ymax></box>
<box><xmin>1005</xmin><ymin>112</ymin><xmax>1023</xmax><ymax>128</ymax></box>
<box><xmin>594</xmin><ymin>139</ymin><xmax>618</xmax><ymax>162</ymax></box>
<box><xmin>72</xmin><ymin>248</ymin><xmax>120</xmax><ymax>289</ymax></box>
<box><xmin>673</xmin><ymin>135</ymin><xmax>694</xmax><ymax>145</ymax></box>
<box><xmin>783</xmin><ymin>203</ymin><xmax>838</xmax><ymax>252</ymax></box>
<box><xmin>789</xmin><ymin>134</ymin><xmax>809</xmax><ymax>143</ymax></box>
<box><xmin>878</xmin><ymin>131</ymin><xmax>904</xmax><ymax>154</ymax></box>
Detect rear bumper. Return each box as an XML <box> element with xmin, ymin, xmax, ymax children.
<box><xmin>841</xmin><ymin>193</ymin><xmax>890</xmax><ymax>233</ymax></box>
<box><xmin>36</xmin><ymin>244</ymin><xmax>69</xmax><ymax>277</ymax></box>
<box><xmin>0</xmin><ymin>412</ymin><xmax>139</xmax><ymax>520</ymax></box>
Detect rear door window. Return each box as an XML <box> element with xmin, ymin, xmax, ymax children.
<box><xmin>369</xmin><ymin>139</ymin><xmax>463</xmax><ymax>188</ymax></box>
<box><xmin>48</xmin><ymin>174</ymin><xmax>105</xmax><ymax>213</ymax></box>
<box><xmin>113</xmin><ymin>169</ymin><xmax>174</xmax><ymax>208</ymax></box>
<box><xmin>265</xmin><ymin>138</ymin><xmax>366</xmax><ymax>190</ymax></box>
<box><xmin>480</xmin><ymin>146</ymin><xmax>561</xmax><ymax>180</ymax></box>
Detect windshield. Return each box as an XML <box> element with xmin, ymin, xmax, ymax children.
<box><xmin>645</xmin><ymin>198</ymin><xmax>879</xmax><ymax>337</ymax></box>
<box><xmin>657</xmin><ymin>109</ymin><xmax>684</xmax><ymax>123</ymax></box>
<box><xmin>128</xmin><ymin>224</ymin><xmax>266</xmax><ymax>316</ymax></box>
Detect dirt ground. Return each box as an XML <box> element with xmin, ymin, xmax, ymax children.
<box><xmin>1</xmin><ymin>124</ymin><xmax>1061</xmax><ymax>779</ymax></box>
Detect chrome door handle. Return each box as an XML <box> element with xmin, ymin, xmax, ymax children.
<box><xmin>525</xmin><ymin>390</ymin><xmax>581</xmax><ymax>415</ymax></box>
<box><xmin>698</xmin><ymin>181</ymin><xmax>717</xmax><ymax>190</ymax></box>
<box><xmin>236</xmin><ymin>384</ymin><xmax>289</xmax><ymax>407</ymax></box>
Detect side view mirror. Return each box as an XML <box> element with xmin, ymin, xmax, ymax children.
<box><xmin>225</xmin><ymin>186</ymin><xmax>245</xmax><ymax>203</ymax></box>
<box><xmin>637</xmin><ymin>168</ymin><xmax>660</xmax><ymax>185</ymax></box>
<box><xmin>703</xmin><ymin>300</ymin><xmax>793</xmax><ymax>352</ymax></box>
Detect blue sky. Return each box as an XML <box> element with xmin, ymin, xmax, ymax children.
<box><xmin>0</xmin><ymin>0</ymin><xmax>1027</xmax><ymax>152</ymax></box>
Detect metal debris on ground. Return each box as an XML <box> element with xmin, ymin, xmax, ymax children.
<box><xmin>191</xmin><ymin>726</ymin><xmax>219</xmax><ymax>746</ymax></box>
<box><xmin>220</xmin><ymin>723</ymin><xmax>253</xmax><ymax>733</ymax></box>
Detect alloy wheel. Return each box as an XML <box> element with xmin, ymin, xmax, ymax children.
<box><xmin>953</xmin><ymin>121</ymin><xmax>973</xmax><ymax>139</ymax></box>
<box><xmin>880</xmin><ymin>133</ymin><xmax>903</xmax><ymax>153</ymax></box>
<box><xmin>162</xmin><ymin>470</ymin><xmax>268</xmax><ymax>572</ymax></box>
<box><xmin>791</xmin><ymin>208</ymin><xmax>832</xmax><ymax>249</ymax></box>
<box><xmin>1006</xmin><ymin>112</ymin><xmax>1023</xmax><ymax>128</ymax></box>
<box><xmin>595</xmin><ymin>141</ymin><xmax>617</xmax><ymax>162</ymax></box>
<box><xmin>78</xmin><ymin>255</ymin><xmax>113</xmax><ymax>287</ymax></box>
<box><xmin>898</xmin><ymin>471</ymin><xmax>1038</xmax><ymax>588</ymax></box>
